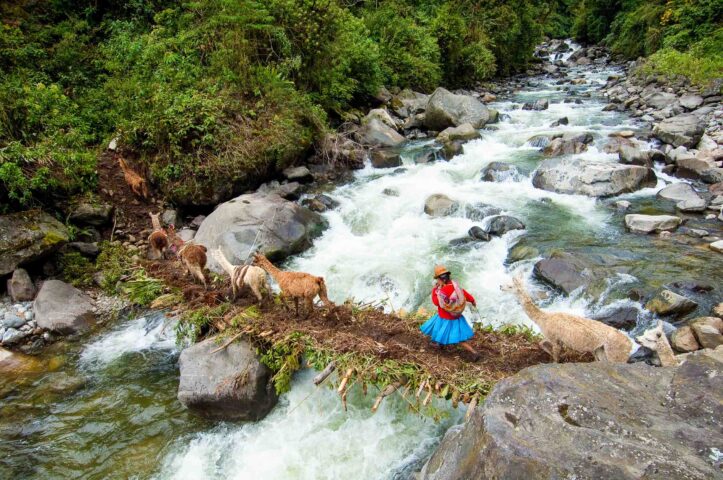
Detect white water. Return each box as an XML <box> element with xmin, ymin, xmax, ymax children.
<box><xmin>154</xmin><ymin>370</ymin><xmax>461</xmax><ymax>480</ymax></box>
<box><xmin>80</xmin><ymin>312</ymin><xmax>177</xmax><ymax>367</ymax></box>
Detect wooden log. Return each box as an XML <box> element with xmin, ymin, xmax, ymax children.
<box><xmin>210</xmin><ymin>332</ymin><xmax>244</xmax><ymax>354</ymax></box>
<box><xmin>465</xmin><ymin>394</ymin><xmax>479</xmax><ymax>421</ymax></box>
<box><xmin>313</xmin><ymin>361</ymin><xmax>336</xmax><ymax>385</ymax></box>
<box><xmin>341</xmin><ymin>389</ymin><xmax>348</xmax><ymax>412</ymax></box>
<box><xmin>337</xmin><ymin>368</ymin><xmax>353</xmax><ymax>394</ymax></box>
<box><xmin>416</xmin><ymin>380</ymin><xmax>427</xmax><ymax>399</ymax></box>
<box><xmin>371</xmin><ymin>380</ymin><xmax>404</xmax><ymax>413</ymax></box>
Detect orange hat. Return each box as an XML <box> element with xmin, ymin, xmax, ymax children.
<box><xmin>434</xmin><ymin>265</ymin><xmax>450</xmax><ymax>278</ymax></box>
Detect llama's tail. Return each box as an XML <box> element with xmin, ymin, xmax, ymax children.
<box><xmin>317</xmin><ymin>277</ymin><xmax>333</xmax><ymax>307</ymax></box>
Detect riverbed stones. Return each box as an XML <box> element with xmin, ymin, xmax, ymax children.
<box><xmin>624</xmin><ymin>214</ymin><xmax>681</xmax><ymax>233</ymax></box>
<box><xmin>424</xmin><ymin>88</ymin><xmax>490</xmax><ymax>130</ymax></box>
<box><xmin>195</xmin><ymin>192</ymin><xmax>326</xmax><ymax>271</ymax></box>
<box><xmin>710</xmin><ymin>240</ymin><xmax>723</xmax><ymax>253</ymax></box>
<box><xmin>419</xmin><ymin>355</ymin><xmax>722</xmax><ymax>480</ymax></box>
<box><xmin>679</xmin><ymin>94</ymin><xmax>704</xmax><ymax>110</ymax></box>
<box><xmin>34</xmin><ymin>280</ymin><xmax>95</xmax><ymax>334</ymax></box>
<box><xmin>671</xmin><ymin>326</ymin><xmax>700</xmax><ymax>352</ymax></box>
<box><xmin>677</xmin><ymin>197</ymin><xmax>708</xmax><ymax>212</ymax></box>
<box><xmin>482</xmin><ymin>215</ymin><xmax>525</xmax><ymax>235</ymax></box>
<box><xmin>424</xmin><ymin>194</ymin><xmax>459</xmax><ymax>217</ymax></box>
<box><xmin>653</xmin><ymin>113</ymin><xmax>706</xmax><ymax>148</ymax></box>
<box><xmin>645</xmin><ymin>289</ymin><xmax>697</xmax><ymax>317</ymax></box>
<box><xmin>479</xmin><ymin>162</ymin><xmax>520</xmax><ymax>182</ymax></box>
<box><xmin>533</xmin><ymin>158</ymin><xmax>656</xmax><ymax>197</ymax></box>
<box><xmin>177</xmin><ymin>336</ymin><xmax>277</xmax><ymax>421</ymax></box>
<box><xmin>370</xmin><ymin>149</ymin><xmax>402</xmax><ymax>168</ymax></box>
<box><xmin>0</xmin><ymin>210</ymin><xmax>69</xmax><ymax>276</ymax></box>
<box><xmin>689</xmin><ymin>317</ymin><xmax>723</xmax><ymax>349</ymax></box>
<box><xmin>7</xmin><ymin>268</ymin><xmax>36</xmax><ymax>302</ymax></box>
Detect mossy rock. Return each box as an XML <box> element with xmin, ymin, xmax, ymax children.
<box><xmin>0</xmin><ymin>210</ymin><xmax>69</xmax><ymax>276</ymax></box>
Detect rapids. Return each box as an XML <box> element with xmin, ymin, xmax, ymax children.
<box><xmin>2</xmin><ymin>54</ymin><xmax>721</xmax><ymax>479</ymax></box>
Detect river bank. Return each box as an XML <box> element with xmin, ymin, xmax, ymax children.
<box><xmin>1</xmin><ymin>39</ymin><xmax>722</xmax><ymax>479</ymax></box>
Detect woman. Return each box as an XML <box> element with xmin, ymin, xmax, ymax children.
<box><xmin>420</xmin><ymin>265</ymin><xmax>481</xmax><ymax>361</ymax></box>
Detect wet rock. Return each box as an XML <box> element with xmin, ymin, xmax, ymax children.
<box><xmin>549</xmin><ymin>116</ymin><xmax>568</xmax><ymax>127</ymax></box>
<box><xmin>69</xmin><ymin>203</ymin><xmax>114</xmax><ymax>227</ymax></box>
<box><xmin>645</xmin><ymin>289</ymin><xmax>697</xmax><ymax>317</ymax></box>
<box><xmin>424</xmin><ymin>88</ymin><xmax>490</xmax><ymax>130</ymax></box>
<box><xmin>464</xmin><ymin>204</ymin><xmax>502</xmax><ymax>221</ymax></box>
<box><xmin>177</xmin><ymin>336</ymin><xmax>277</xmax><ymax>421</ymax></box>
<box><xmin>34</xmin><ymin>280</ymin><xmax>95</xmax><ymax>334</ymax></box>
<box><xmin>671</xmin><ymin>326</ymin><xmax>700</xmax><ymax>353</ymax></box>
<box><xmin>0</xmin><ymin>210</ymin><xmax>69</xmax><ymax>276</ymax></box>
<box><xmin>1</xmin><ymin>327</ymin><xmax>28</xmax><ymax>345</ymax></box>
<box><xmin>3</xmin><ymin>312</ymin><xmax>26</xmax><ymax>329</ymax></box>
<box><xmin>442</xmin><ymin>140</ymin><xmax>464</xmax><ymax>158</ymax></box>
<box><xmin>542</xmin><ymin>137</ymin><xmax>588</xmax><ymax>156</ymax></box>
<box><xmin>507</xmin><ymin>243</ymin><xmax>539</xmax><ymax>263</ymax></box>
<box><xmin>479</xmin><ymin>162</ymin><xmax>521</xmax><ymax>182</ymax></box>
<box><xmin>468</xmin><ymin>226</ymin><xmax>491</xmax><ymax>242</ymax></box>
<box><xmin>449</xmin><ymin>237</ymin><xmax>478</xmax><ymax>248</ymax></box>
<box><xmin>533</xmin><ymin>158</ymin><xmax>656</xmax><ymax>197</ymax></box>
<box><xmin>653</xmin><ymin>113</ymin><xmax>706</xmax><ymax>148</ymax></box>
<box><xmin>533</xmin><ymin>252</ymin><xmax>603</xmax><ymax>295</ymax></box>
<box><xmin>689</xmin><ymin>317</ymin><xmax>723</xmax><ymax>349</ymax></box>
<box><xmin>420</xmin><ymin>355</ymin><xmax>723</xmax><ymax>480</ymax></box>
<box><xmin>591</xmin><ymin>307</ymin><xmax>638</xmax><ymax>330</ymax></box>
<box><xmin>436</xmin><ymin>123</ymin><xmax>480</xmax><ymax>143</ymax></box>
<box><xmin>424</xmin><ymin>194</ymin><xmax>459</xmax><ymax>217</ymax></box>
<box><xmin>7</xmin><ymin>268</ymin><xmax>36</xmax><ymax>302</ymax></box>
<box><xmin>382</xmin><ymin>188</ymin><xmax>399</xmax><ymax>197</ymax></box>
<box><xmin>195</xmin><ymin>192</ymin><xmax>326</xmax><ymax>270</ymax></box>
<box><xmin>677</xmin><ymin>198</ymin><xmax>708</xmax><ymax>212</ymax></box>
<box><xmin>657</xmin><ymin>182</ymin><xmax>703</xmax><ymax>203</ymax></box>
<box><xmin>624</xmin><ymin>214</ymin><xmax>681</xmax><ymax>233</ymax></box>
<box><xmin>522</xmin><ymin>99</ymin><xmax>549</xmax><ymax>111</ymax></box>
<box><xmin>370</xmin><ymin>149</ymin><xmax>402</xmax><ymax>169</ymax></box>
<box><xmin>355</xmin><ymin>118</ymin><xmax>405</xmax><ymax>147</ymax></box>
<box><xmin>614</xmin><ymin>200</ymin><xmax>631</xmax><ymax>211</ymax></box>
<box><xmin>483</xmin><ymin>215</ymin><xmax>525</xmax><ymax>235</ymax></box>
<box><xmin>527</xmin><ymin>134</ymin><xmax>552</xmax><ymax>148</ymax></box>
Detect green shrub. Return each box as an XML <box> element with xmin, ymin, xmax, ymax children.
<box><xmin>58</xmin><ymin>251</ymin><xmax>95</xmax><ymax>288</ymax></box>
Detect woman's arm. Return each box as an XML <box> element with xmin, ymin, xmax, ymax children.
<box><xmin>463</xmin><ymin>289</ymin><xmax>476</xmax><ymax>305</ymax></box>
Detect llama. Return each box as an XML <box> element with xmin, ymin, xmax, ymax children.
<box><xmin>147</xmin><ymin>212</ymin><xmax>168</xmax><ymax>260</ymax></box>
<box><xmin>502</xmin><ymin>275</ymin><xmax>632</xmax><ymax>363</ymax></box>
<box><xmin>252</xmin><ymin>253</ymin><xmax>333</xmax><ymax>318</ymax></box>
<box><xmin>211</xmin><ymin>248</ymin><xmax>269</xmax><ymax>303</ymax></box>
<box><xmin>636</xmin><ymin>321</ymin><xmax>679</xmax><ymax>366</ymax></box>
<box><xmin>177</xmin><ymin>242</ymin><xmax>208</xmax><ymax>288</ymax></box>
<box><xmin>118</xmin><ymin>157</ymin><xmax>150</xmax><ymax>199</ymax></box>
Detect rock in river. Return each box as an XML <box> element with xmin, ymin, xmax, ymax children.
<box><xmin>624</xmin><ymin>214</ymin><xmax>681</xmax><ymax>234</ymax></box>
<box><xmin>533</xmin><ymin>158</ymin><xmax>656</xmax><ymax>197</ymax></box>
<box><xmin>424</xmin><ymin>88</ymin><xmax>490</xmax><ymax>130</ymax></box>
<box><xmin>533</xmin><ymin>252</ymin><xmax>603</xmax><ymax>295</ymax></box>
<box><xmin>34</xmin><ymin>280</ymin><xmax>96</xmax><ymax>334</ymax></box>
<box><xmin>0</xmin><ymin>210</ymin><xmax>69</xmax><ymax>276</ymax></box>
<box><xmin>480</xmin><ymin>162</ymin><xmax>521</xmax><ymax>182</ymax></box>
<box><xmin>424</xmin><ymin>194</ymin><xmax>459</xmax><ymax>217</ymax></box>
<box><xmin>195</xmin><ymin>192</ymin><xmax>327</xmax><ymax>272</ymax></box>
<box><xmin>177</xmin><ymin>336</ymin><xmax>277</xmax><ymax>420</ymax></box>
<box><xmin>652</xmin><ymin>113</ymin><xmax>706</xmax><ymax>148</ymax></box>
<box><xmin>482</xmin><ymin>215</ymin><xmax>525</xmax><ymax>236</ymax></box>
<box><xmin>645</xmin><ymin>289</ymin><xmax>698</xmax><ymax>317</ymax></box>
<box><xmin>419</xmin><ymin>354</ymin><xmax>723</xmax><ymax>480</ymax></box>
<box><xmin>657</xmin><ymin>182</ymin><xmax>703</xmax><ymax>203</ymax></box>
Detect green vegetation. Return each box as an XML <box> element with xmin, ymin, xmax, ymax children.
<box><xmin>571</xmin><ymin>0</ymin><xmax>722</xmax><ymax>86</ymax></box>
<box><xmin>1</xmin><ymin>0</ymin><xmax>550</xmax><ymax>211</ymax></box>
<box><xmin>58</xmin><ymin>251</ymin><xmax>95</xmax><ymax>288</ymax></box>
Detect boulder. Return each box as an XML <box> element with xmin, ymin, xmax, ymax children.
<box><xmin>542</xmin><ymin>137</ymin><xmax>587</xmax><ymax>156</ymax></box>
<box><xmin>677</xmin><ymin>198</ymin><xmax>708</xmax><ymax>212</ymax></box>
<box><xmin>549</xmin><ymin>117</ymin><xmax>568</xmax><ymax>127</ymax></box>
<box><xmin>480</xmin><ymin>162</ymin><xmax>521</xmax><ymax>182</ymax></box>
<box><xmin>160</xmin><ymin>209</ymin><xmax>181</xmax><ymax>227</ymax></box>
<box><xmin>657</xmin><ymin>182</ymin><xmax>702</xmax><ymax>203</ymax></box>
<box><xmin>653</xmin><ymin>113</ymin><xmax>706</xmax><ymax>148</ymax></box>
<box><xmin>671</xmin><ymin>325</ymin><xmax>700</xmax><ymax>353</ymax></box>
<box><xmin>645</xmin><ymin>289</ymin><xmax>697</xmax><ymax>317</ymax></box>
<box><xmin>282</xmin><ymin>166</ymin><xmax>313</xmax><ymax>183</ymax></box>
<box><xmin>436</xmin><ymin>123</ymin><xmax>480</xmax><ymax>143</ymax></box>
<box><xmin>483</xmin><ymin>215</ymin><xmax>525</xmax><ymax>236</ymax></box>
<box><xmin>424</xmin><ymin>88</ymin><xmax>490</xmax><ymax>130</ymax></box>
<box><xmin>0</xmin><ymin>210</ymin><xmax>69</xmax><ymax>276</ymax></box>
<box><xmin>194</xmin><ymin>192</ymin><xmax>327</xmax><ymax>271</ymax></box>
<box><xmin>355</xmin><ymin>118</ymin><xmax>405</xmax><ymax>147</ymax></box>
<box><xmin>533</xmin><ymin>252</ymin><xmax>603</xmax><ymax>295</ymax></box>
<box><xmin>689</xmin><ymin>317</ymin><xmax>723</xmax><ymax>349</ymax></box>
<box><xmin>34</xmin><ymin>280</ymin><xmax>95</xmax><ymax>334</ymax></box>
<box><xmin>69</xmin><ymin>203</ymin><xmax>113</xmax><ymax>227</ymax></box>
<box><xmin>679</xmin><ymin>94</ymin><xmax>704</xmax><ymax>110</ymax></box>
<box><xmin>713</xmin><ymin>303</ymin><xmax>723</xmax><ymax>317</ymax></box>
<box><xmin>710</xmin><ymin>240</ymin><xmax>723</xmax><ymax>253</ymax></box>
<box><xmin>624</xmin><ymin>214</ymin><xmax>681</xmax><ymax>233</ymax></box>
<box><xmin>424</xmin><ymin>194</ymin><xmax>459</xmax><ymax>217</ymax></box>
<box><xmin>301</xmin><ymin>194</ymin><xmax>339</xmax><ymax>213</ymax></box>
<box><xmin>391</xmin><ymin>89</ymin><xmax>429</xmax><ymax>118</ymax></box>
<box><xmin>618</xmin><ymin>144</ymin><xmax>652</xmax><ymax>167</ymax></box>
<box><xmin>370</xmin><ymin>149</ymin><xmax>402</xmax><ymax>169</ymax></box>
<box><xmin>464</xmin><ymin>204</ymin><xmax>502</xmax><ymax>221</ymax></box>
<box><xmin>676</xmin><ymin>157</ymin><xmax>719</xmax><ymax>180</ymax></box>
<box><xmin>69</xmin><ymin>241</ymin><xmax>101</xmax><ymax>257</ymax></box>
<box><xmin>527</xmin><ymin>134</ymin><xmax>552</xmax><ymax>148</ymax></box>
<box><xmin>590</xmin><ymin>307</ymin><xmax>638</xmax><ymax>330</ymax></box>
<box><xmin>468</xmin><ymin>226</ymin><xmax>491</xmax><ymax>242</ymax></box>
<box><xmin>533</xmin><ymin>158</ymin><xmax>656</xmax><ymax>197</ymax></box>
<box><xmin>419</xmin><ymin>355</ymin><xmax>722</xmax><ymax>480</ymax></box>
<box><xmin>7</xmin><ymin>268</ymin><xmax>36</xmax><ymax>302</ymax></box>
<box><xmin>364</xmin><ymin>108</ymin><xmax>397</xmax><ymax>129</ymax></box>
<box><xmin>643</xmin><ymin>91</ymin><xmax>677</xmax><ymax>109</ymax></box>
<box><xmin>177</xmin><ymin>336</ymin><xmax>277</xmax><ymax>420</ymax></box>
<box><xmin>0</xmin><ymin>347</ymin><xmax>46</xmax><ymax>374</ymax></box>
<box><xmin>522</xmin><ymin>99</ymin><xmax>549</xmax><ymax>111</ymax></box>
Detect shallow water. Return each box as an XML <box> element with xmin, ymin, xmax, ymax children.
<box><xmin>2</xmin><ymin>59</ymin><xmax>722</xmax><ymax>479</ymax></box>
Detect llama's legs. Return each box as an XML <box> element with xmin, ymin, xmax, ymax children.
<box><xmin>593</xmin><ymin>346</ymin><xmax>607</xmax><ymax>362</ymax></box>
<box><xmin>231</xmin><ymin>282</ymin><xmax>238</xmax><ymax>301</ymax></box>
<box><xmin>304</xmin><ymin>297</ymin><xmax>314</xmax><ymax>318</ymax></box>
<box><xmin>294</xmin><ymin>298</ymin><xmax>300</xmax><ymax>317</ymax></box>
<box><xmin>250</xmin><ymin>284</ymin><xmax>263</xmax><ymax>303</ymax></box>
<box><xmin>279</xmin><ymin>293</ymin><xmax>290</xmax><ymax>311</ymax></box>
<box><xmin>539</xmin><ymin>340</ymin><xmax>554</xmax><ymax>358</ymax></box>
<box><xmin>551</xmin><ymin>342</ymin><xmax>561</xmax><ymax>363</ymax></box>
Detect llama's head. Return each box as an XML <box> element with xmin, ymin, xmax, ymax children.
<box><xmin>149</xmin><ymin>211</ymin><xmax>160</xmax><ymax>222</ymax></box>
<box><xmin>636</xmin><ymin>321</ymin><xmax>665</xmax><ymax>350</ymax></box>
<box><xmin>251</xmin><ymin>252</ymin><xmax>266</xmax><ymax>265</ymax></box>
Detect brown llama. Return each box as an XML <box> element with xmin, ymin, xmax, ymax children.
<box><xmin>147</xmin><ymin>212</ymin><xmax>168</xmax><ymax>260</ymax></box>
<box><xmin>118</xmin><ymin>157</ymin><xmax>150</xmax><ymax>199</ymax></box>
<box><xmin>177</xmin><ymin>242</ymin><xmax>208</xmax><ymax>289</ymax></box>
<box><xmin>211</xmin><ymin>248</ymin><xmax>269</xmax><ymax>303</ymax></box>
<box><xmin>252</xmin><ymin>253</ymin><xmax>333</xmax><ymax>318</ymax></box>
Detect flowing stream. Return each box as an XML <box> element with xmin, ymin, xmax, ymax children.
<box><xmin>2</xmin><ymin>55</ymin><xmax>722</xmax><ymax>479</ymax></box>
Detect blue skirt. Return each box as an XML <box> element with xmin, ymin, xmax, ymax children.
<box><xmin>420</xmin><ymin>314</ymin><xmax>474</xmax><ymax>345</ymax></box>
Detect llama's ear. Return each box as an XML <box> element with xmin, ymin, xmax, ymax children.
<box><xmin>657</xmin><ymin>320</ymin><xmax>664</xmax><ymax>329</ymax></box>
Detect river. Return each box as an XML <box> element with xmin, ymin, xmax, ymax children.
<box><xmin>1</xmin><ymin>46</ymin><xmax>721</xmax><ymax>479</ymax></box>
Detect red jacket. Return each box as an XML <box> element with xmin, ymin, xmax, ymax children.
<box><xmin>431</xmin><ymin>282</ymin><xmax>475</xmax><ymax>319</ymax></box>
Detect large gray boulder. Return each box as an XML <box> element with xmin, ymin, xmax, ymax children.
<box><xmin>625</xmin><ymin>214</ymin><xmax>681</xmax><ymax>233</ymax></box>
<box><xmin>34</xmin><ymin>280</ymin><xmax>95</xmax><ymax>334</ymax></box>
<box><xmin>7</xmin><ymin>268</ymin><xmax>36</xmax><ymax>302</ymax></box>
<box><xmin>532</xmin><ymin>158</ymin><xmax>656</xmax><ymax>197</ymax></box>
<box><xmin>483</xmin><ymin>215</ymin><xmax>525</xmax><ymax>235</ymax></box>
<box><xmin>480</xmin><ymin>162</ymin><xmax>521</xmax><ymax>182</ymax></box>
<box><xmin>355</xmin><ymin>118</ymin><xmax>405</xmax><ymax>147</ymax></box>
<box><xmin>643</xmin><ymin>91</ymin><xmax>677</xmax><ymax>109</ymax></box>
<box><xmin>425</xmin><ymin>88</ymin><xmax>490</xmax><ymax>130</ymax></box>
<box><xmin>194</xmin><ymin>192</ymin><xmax>327</xmax><ymax>272</ymax></box>
<box><xmin>419</xmin><ymin>355</ymin><xmax>722</xmax><ymax>480</ymax></box>
<box><xmin>657</xmin><ymin>182</ymin><xmax>702</xmax><ymax>203</ymax></box>
<box><xmin>177</xmin><ymin>336</ymin><xmax>277</xmax><ymax>420</ymax></box>
<box><xmin>424</xmin><ymin>194</ymin><xmax>460</xmax><ymax>217</ymax></box>
<box><xmin>437</xmin><ymin>123</ymin><xmax>480</xmax><ymax>143</ymax></box>
<box><xmin>645</xmin><ymin>289</ymin><xmax>698</xmax><ymax>317</ymax></box>
<box><xmin>653</xmin><ymin>114</ymin><xmax>706</xmax><ymax>148</ymax></box>
<box><xmin>69</xmin><ymin>203</ymin><xmax>114</xmax><ymax>227</ymax></box>
<box><xmin>0</xmin><ymin>210</ymin><xmax>69</xmax><ymax>276</ymax></box>
<box><xmin>533</xmin><ymin>252</ymin><xmax>604</xmax><ymax>295</ymax></box>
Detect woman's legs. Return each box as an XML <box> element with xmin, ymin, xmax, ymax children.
<box><xmin>459</xmin><ymin>341</ymin><xmax>481</xmax><ymax>361</ymax></box>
